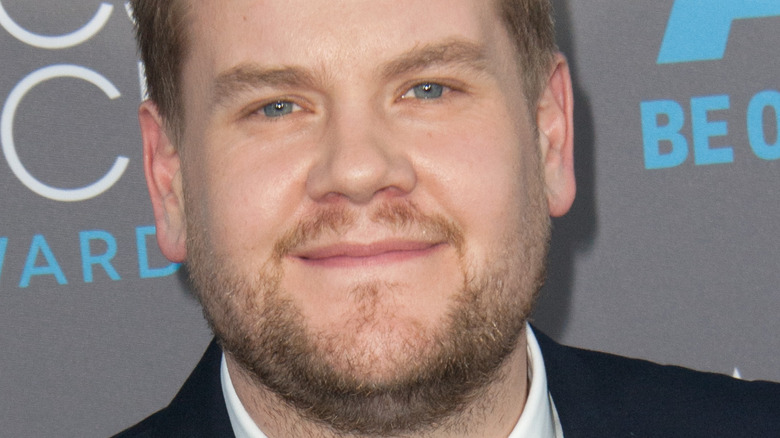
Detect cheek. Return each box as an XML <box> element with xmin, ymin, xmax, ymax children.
<box><xmin>416</xmin><ymin>115</ymin><xmax>540</xmax><ymax>256</ymax></box>
<box><xmin>192</xmin><ymin>139</ymin><xmax>309</xmax><ymax>265</ymax></box>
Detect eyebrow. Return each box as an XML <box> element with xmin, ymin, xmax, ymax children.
<box><xmin>210</xmin><ymin>39</ymin><xmax>489</xmax><ymax>108</ymax></box>
<box><xmin>212</xmin><ymin>65</ymin><xmax>319</xmax><ymax>107</ymax></box>
<box><xmin>380</xmin><ymin>40</ymin><xmax>489</xmax><ymax>79</ymax></box>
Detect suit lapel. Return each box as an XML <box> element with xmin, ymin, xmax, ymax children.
<box><xmin>157</xmin><ymin>339</ymin><xmax>236</xmax><ymax>437</ymax></box>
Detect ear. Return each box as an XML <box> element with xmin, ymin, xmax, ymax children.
<box><xmin>536</xmin><ymin>53</ymin><xmax>575</xmax><ymax>217</ymax></box>
<box><xmin>139</xmin><ymin>101</ymin><xmax>187</xmax><ymax>262</ymax></box>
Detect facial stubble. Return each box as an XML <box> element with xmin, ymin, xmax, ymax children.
<box><xmin>185</xmin><ymin>192</ymin><xmax>550</xmax><ymax>436</ymax></box>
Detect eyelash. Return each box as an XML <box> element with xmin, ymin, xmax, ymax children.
<box><xmin>397</xmin><ymin>78</ymin><xmax>467</xmax><ymax>103</ymax></box>
<box><xmin>244</xmin><ymin>79</ymin><xmax>463</xmax><ymax>120</ymax></box>
<box><xmin>243</xmin><ymin>96</ymin><xmax>306</xmax><ymax>120</ymax></box>
<box><xmin>400</xmin><ymin>82</ymin><xmax>450</xmax><ymax>100</ymax></box>
<box><xmin>259</xmin><ymin>100</ymin><xmax>302</xmax><ymax>118</ymax></box>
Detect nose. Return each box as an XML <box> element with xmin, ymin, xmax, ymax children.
<box><xmin>306</xmin><ymin>107</ymin><xmax>416</xmax><ymax>204</ymax></box>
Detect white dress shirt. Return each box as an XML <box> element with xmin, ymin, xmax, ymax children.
<box><xmin>221</xmin><ymin>324</ymin><xmax>563</xmax><ymax>437</ymax></box>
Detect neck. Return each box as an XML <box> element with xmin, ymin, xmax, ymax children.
<box><xmin>225</xmin><ymin>335</ymin><xmax>529</xmax><ymax>438</ymax></box>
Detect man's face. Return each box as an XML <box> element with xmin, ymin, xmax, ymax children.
<box><xmin>145</xmin><ymin>0</ymin><xmax>573</xmax><ymax>433</ymax></box>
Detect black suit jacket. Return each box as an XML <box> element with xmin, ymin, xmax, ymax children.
<box><xmin>114</xmin><ymin>330</ymin><xmax>780</xmax><ymax>437</ymax></box>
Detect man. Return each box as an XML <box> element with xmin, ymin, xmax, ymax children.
<box><xmin>116</xmin><ymin>0</ymin><xmax>780</xmax><ymax>437</ymax></box>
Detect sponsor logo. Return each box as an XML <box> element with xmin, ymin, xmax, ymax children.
<box><xmin>642</xmin><ymin>0</ymin><xmax>780</xmax><ymax>169</ymax></box>
<box><xmin>0</xmin><ymin>2</ymin><xmax>175</xmax><ymax>289</ymax></box>
<box><xmin>641</xmin><ymin>91</ymin><xmax>780</xmax><ymax>169</ymax></box>
<box><xmin>0</xmin><ymin>1</ymin><xmax>144</xmax><ymax>201</ymax></box>
<box><xmin>658</xmin><ymin>0</ymin><xmax>780</xmax><ymax>64</ymax></box>
<box><xmin>0</xmin><ymin>227</ymin><xmax>179</xmax><ymax>288</ymax></box>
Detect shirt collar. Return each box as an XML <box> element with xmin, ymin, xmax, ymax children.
<box><xmin>221</xmin><ymin>323</ymin><xmax>562</xmax><ymax>438</ymax></box>
<box><xmin>221</xmin><ymin>354</ymin><xmax>266</xmax><ymax>438</ymax></box>
<box><xmin>510</xmin><ymin>324</ymin><xmax>564</xmax><ymax>438</ymax></box>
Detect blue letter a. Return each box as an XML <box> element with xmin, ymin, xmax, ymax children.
<box><xmin>658</xmin><ymin>0</ymin><xmax>780</xmax><ymax>64</ymax></box>
<box><xmin>19</xmin><ymin>235</ymin><xmax>68</xmax><ymax>288</ymax></box>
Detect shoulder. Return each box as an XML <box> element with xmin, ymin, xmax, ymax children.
<box><xmin>111</xmin><ymin>339</ymin><xmax>235</xmax><ymax>438</ymax></box>
<box><xmin>533</xmin><ymin>327</ymin><xmax>780</xmax><ymax>437</ymax></box>
<box><xmin>111</xmin><ymin>409</ymin><xmax>168</xmax><ymax>438</ymax></box>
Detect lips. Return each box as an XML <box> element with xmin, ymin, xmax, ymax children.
<box><xmin>290</xmin><ymin>240</ymin><xmax>445</xmax><ymax>268</ymax></box>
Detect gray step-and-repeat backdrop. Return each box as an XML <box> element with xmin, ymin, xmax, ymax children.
<box><xmin>0</xmin><ymin>1</ymin><xmax>777</xmax><ymax>436</ymax></box>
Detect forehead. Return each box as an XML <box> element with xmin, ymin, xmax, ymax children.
<box><xmin>183</xmin><ymin>0</ymin><xmax>509</xmax><ymax>78</ymax></box>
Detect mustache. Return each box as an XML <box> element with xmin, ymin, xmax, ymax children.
<box><xmin>273</xmin><ymin>200</ymin><xmax>464</xmax><ymax>259</ymax></box>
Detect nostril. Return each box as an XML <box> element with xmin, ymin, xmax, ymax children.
<box><xmin>305</xmin><ymin>138</ymin><xmax>416</xmax><ymax>204</ymax></box>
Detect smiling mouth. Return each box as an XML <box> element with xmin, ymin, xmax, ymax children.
<box><xmin>291</xmin><ymin>240</ymin><xmax>446</xmax><ymax>268</ymax></box>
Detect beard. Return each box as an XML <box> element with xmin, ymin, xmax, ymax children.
<box><xmin>185</xmin><ymin>187</ymin><xmax>550</xmax><ymax>435</ymax></box>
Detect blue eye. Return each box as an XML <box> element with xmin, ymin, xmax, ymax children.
<box><xmin>262</xmin><ymin>101</ymin><xmax>295</xmax><ymax>117</ymax></box>
<box><xmin>405</xmin><ymin>83</ymin><xmax>445</xmax><ymax>99</ymax></box>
